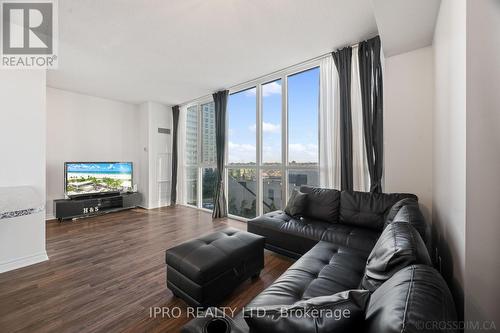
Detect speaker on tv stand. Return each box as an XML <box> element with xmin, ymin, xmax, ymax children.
<box><xmin>53</xmin><ymin>192</ymin><xmax>142</xmax><ymax>221</ymax></box>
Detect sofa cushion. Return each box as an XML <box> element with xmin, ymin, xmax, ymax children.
<box><xmin>364</xmin><ymin>265</ymin><xmax>457</xmax><ymax>333</ymax></box>
<box><xmin>248</xmin><ymin>212</ymin><xmax>380</xmax><ymax>257</ymax></box>
<box><xmin>244</xmin><ymin>289</ymin><xmax>370</xmax><ymax>333</ymax></box>
<box><xmin>299</xmin><ymin>186</ymin><xmax>340</xmax><ymax>223</ymax></box>
<box><xmin>321</xmin><ymin>223</ymin><xmax>380</xmax><ymax>254</ymax></box>
<box><xmin>284</xmin><ymin>189</ymin><xmax>308</xmax><ymax>217</ymax></box>
<box><xmin>361</xmin><ymin>222</ymin><xmax>432</xmax><ymax>292</ymax></box>
<box><xmin>247</xmin><ymin>241</ymin><xmax>368</xmax><ymax>308</ymax></box>
<box><xmin>340</xmin><ymin>191</ymin><xmax>417</xmax><ymax>230</ymax></box>
<box><xmin>248</xmin><ymin>211</ymin><xmax>330</xmax><ymax>257</ymax></box>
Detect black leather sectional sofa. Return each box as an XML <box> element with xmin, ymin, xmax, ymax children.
<box><xmin>248</xmin><ymin>186</ymin><xmax>427</xmax><ymax>257</ymax></box>
<box><xmin>182</xmin><ymin>186</ymin><xmax>457</xmax><ymax>333</ymax></box>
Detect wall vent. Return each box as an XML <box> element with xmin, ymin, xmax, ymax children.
<box><xmin>158</xmin><ymin>128</ymin><xmax>171</xmax><ymax>134</ymax></box>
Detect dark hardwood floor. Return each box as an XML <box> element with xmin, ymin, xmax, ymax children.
<box><xmin>0</xmin><ymin>206</ymin><xmax>293</xmax><ymax>333</ymax></box>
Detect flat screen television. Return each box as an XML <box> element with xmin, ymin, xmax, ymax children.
<box><xmin>65</xmin><ymin>162</ymin><xmax>133</xmax><ymax>198</ymax></box>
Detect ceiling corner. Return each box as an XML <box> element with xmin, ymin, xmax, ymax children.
<box><xmin>372</xmin><ymin>0</ymin><xmax>441</xmax><ymax>57</ymax></box>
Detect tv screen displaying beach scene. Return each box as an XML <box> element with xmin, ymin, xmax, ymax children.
<box><xmin>65</xmin><ymin>162</ymin><xmax>133</xmax><ymax>197</ymax></box>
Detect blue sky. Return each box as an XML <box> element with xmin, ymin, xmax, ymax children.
<box><xmin>227</xmin><ymin>67</ymin><xmax>319</xmax><ymax>164</ymax></box>
<box><xmin>67</xmin><ymin>162</ymin><xmax>132</xmax><ymax>173</ymax></box>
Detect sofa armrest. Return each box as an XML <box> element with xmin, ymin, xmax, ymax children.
<box><xmin>384</xmin><ymin>199</ymin><xmax>431</xmax><ymax>254</ymax></box>
<box><xmin>181</xmin><ymin>308</ymin><xmax>249</xmax><ymax>333</ymax></box>
<box><xmin>384</xmin><ymin>197</ymin><xmax>419</xmax><ymax>226</ymax></box>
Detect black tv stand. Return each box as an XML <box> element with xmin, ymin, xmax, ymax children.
<box><xmin>54</xmin><ymin>192</ymin><xmax>142</xmax><ymax>221</ymax></box>
<box><xmin>70</xmin><ymin>192</ymin><xmax>120</xmax><ymax>200</ymax></box>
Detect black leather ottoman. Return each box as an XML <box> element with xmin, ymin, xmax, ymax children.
<box><xmin>165</xmin><ymin>228</ymin><xmax>265</xmax><ymax>308</ymax></box>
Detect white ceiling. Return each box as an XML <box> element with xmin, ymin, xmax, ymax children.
<box><xmin>47</xmin><ymin>0</ymin><xmax>378</xmax><ymax>105</ymax></box>
<box><xmin>372</xmin><ymin>0</ymin><xmax>441</xmax><ymax>57</ymax></box>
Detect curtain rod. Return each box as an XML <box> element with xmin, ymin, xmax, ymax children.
<box><xmin>180</xmin><ymin>40</ymin><xmax>363</xmax><ymax>107</ymax></box>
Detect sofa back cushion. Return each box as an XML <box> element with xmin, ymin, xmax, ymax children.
<box><xmin>340</xmin><ymin>191</ymin><xmax>417</xmax><ymax>230</ymax></box>
<box><xmin>244</xmin><ymin>289</ymin><xmax>370</xmax><ymax>333</ymax></box>
<box><xmin>299</xmin><ymin>186</ymin><xmax>340</xmax><ymax>223</ymax></box>
<box><xmin>364</xmin><ymin>265</ymin><xmax>458</xmax><ymax>333</ymax></box>
<box><xmin>361</xmin><ymin>222</ymin><xmax>431</xmax><ymax>292</ymax></box>
<box><xmin>384</xmin><ymin>197</ymin><xmax>431</xmax><ymax>253</ymax></box>
<box><xmin>284</xmin><ymin>190</ymin><xmax>308</xmax><ymax>217</ymax></box>
<box><xmin>395</xmin><ymin>205</ymin><xmax>430</xmax><ymax>246</ymax></box>
<box><xmin>384</xmin><ymin>197</ymin><xmax>419</xmax><ymax>225</ymax></box>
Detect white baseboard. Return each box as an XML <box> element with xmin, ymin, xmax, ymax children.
<box><xmin>45</xmin><ymin>213</ymin><xmax>55</xmax><ymax>221</ymax></box>
<box><xmin>138</xmin><ymin>202</ymin><xmax>171</xmax><ymax>210</ymax></box>
<box><xmin>0</xmin><ymin>251</ymin><xmax>49</xmax><ymax>274</ymax></box>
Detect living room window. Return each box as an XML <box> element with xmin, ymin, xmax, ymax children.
<box><xmin>183</xmin><ymin>63</ymin><xmax>320</xmax><ymax>218</ymax></box>
<box><xmin>226</xmin><ymin>66</ymin><xmax>320</xmax><ymax>220</ymax></box>
<box><xmin>201</xmin><ymin>167</ymin><xmax>217</xmax><ymax>210</ymax></box>
<box><xmin>262</xmin><ymin>79</ymin><xmax>282</xmax><ymax>165</ymax></box>
<box><xmin>286</xmin><ymin>68</ymin><xmax>320</xmax><ymax>196</ymax></box>
<box><xmin>227</xmin><ymin>87</ymin><xmax>258</xmax><ymax>218</ymax></box>
<box><xmin>200</xmin><ymin>101</ymin><xmax>217</xmax><ymax>210</ymax></box>
<box><xmin>201</xmin><ymin>102</ymin><xmax>216</xmax><ymax>165</ymax></box>
<box><xmin>185</xmin><ymin>105</ymin><xmax>198</xmax><ymax>206</ymax></box>
<box><xmin>261</xmin><ymin>79</ymin><xmax>283</xmax><ymax>214</ymax></box>
<box><xmin>184</xmin><ymin>100</ymin><xmax>217</xmax><ymax>211</ymax></box>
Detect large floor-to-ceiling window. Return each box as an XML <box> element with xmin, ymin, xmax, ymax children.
<box><xmin>261</xmin><ymin>79</ymin><xmax>283</xmax><ymax>214</ymax></box>
<box><xmin>184</xmin><ymin>100</ymin><xmax>217</xmax><ymax>211</ymax></box>
<box><xmin>226</xmin><ymin>65</ymin><xmax>320</xmax><ymax>219</ymax></box>
<box><xmin>185</xmin><ymin>105</ymin><xmax>199</xmax><ymax>206</ymax></box>
<box><xmin>183</xmin><ymin>62</ymin><xmax>320</xmax><ymax>219</ymax></box>
<box><xmin>227</xmin><ymin>87</ymin><xmax>257</xmax><ymax>218</ymax></box>
<box><xmin>200</xmin><ymin>102</ymin><xmax>217</xmax><ymax>210</ymax></box>
<box><xmin>286</xmin><ymin>67</ymin><xmax>320</xmax><ymax>196</ymax></box>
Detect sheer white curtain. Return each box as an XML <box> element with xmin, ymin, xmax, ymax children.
<box><xmin>351</xmin><ymin>46</ymin><xmax>370</xmax><ymax>191</ymax></box>
<box><xmin>319</xmin><ymin>55</ymin><xmax>341</xmax><ymax>189</ymax></box>
<box><xmin>319</xmin><ymin>50</ymin><xmax>369</xmax><ymax>191</ymax></box>
<box><xmin>176</xmin><ymin>105</ymin><xmax>187</xmax><ymax>204</ymax></box>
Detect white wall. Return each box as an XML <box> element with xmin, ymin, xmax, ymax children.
<box><xmin>384</xmin><ymin>46</ymin><xmax>434</xmax><ymax>223</ymax></box>
<box><xmin>46</xmin><ymin>88</ymin><xmax>141</xmax><ymax>217</ymax></box>
<box><xmin>385</xmin><ymin>1</ymin><xmax>500</xmax><ymax>324</ymax></box>
<box><xmin>432</xmin><ymin>0</ymin><xmax>466</xmax><ymax>318</ymax></box>
<box><xmin>465</xmin><ymin>0</ymin><xmax>500</xmax><ymax>328</ymax></box>
<box><xmin>138</xmin><ymin>103</ymin><xmax>150</xmax><ymax>207</ymax></box>
<box><xmin>138</xmin><ymin>102</ymin><xmax>173</xmax><ymax>209</ymax></box>
<box><xmin>0</xmin><ymin>70</ymin><xmax>47</xmax><ymax>272</ymax></box>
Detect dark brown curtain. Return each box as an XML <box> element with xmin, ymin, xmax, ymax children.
<box><xmin>212</xmin><ymin>90</ymin><xmax>229</xmax><ymax>218</ymax></box>
<box><xmin>359</xmin><ymin>36</ymin><xmax>384</xmax><ymax>193</ymax></box>
<box><xmin>170</xmin><ymin>105</ymin><xmax>179</xmax><ymax>205</ymax></box>
<box><xmin>332</xmin><ymin>47</ymin><xmax>353</xmax><ymax>191</ymax></box>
